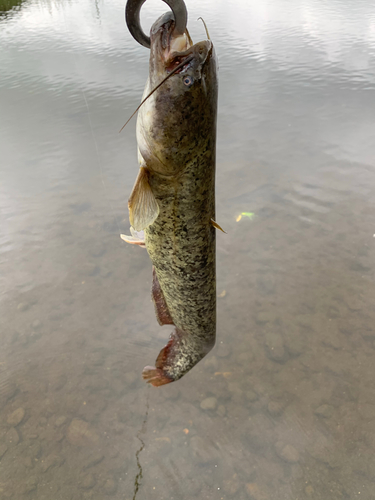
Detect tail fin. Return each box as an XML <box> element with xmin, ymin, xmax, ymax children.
<box><xmin>142</xmin><ymin>366</ymin><xmax>173</xmax><ymax>386</ymax></box>
<box><xmin>142</xmin><ymin>328</ymin><xmax>215</xmax><ymax>387</ymax></box>
<box><xmin>142</xmin><ymin>338</ymin><xmax>174</xmax><ymax>387</ymax></box>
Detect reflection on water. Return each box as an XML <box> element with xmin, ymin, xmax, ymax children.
<box><xmin>0</xmin><ymin>1</ymin><xmax>23</xmax><ymax>15</ymax></box>
<box><xmin>1</xmin><ymin>0</ymin><xmax>375</xmax><ymax>498</ymax></box>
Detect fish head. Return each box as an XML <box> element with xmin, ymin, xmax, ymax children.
<box><xmin>136</xmin><ymin>12</ymin><xmax>218</xmax><ymax>176</ymax></box>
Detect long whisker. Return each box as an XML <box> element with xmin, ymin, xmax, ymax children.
<box><xmin>185</xmin><ymin>27</ymin><xmax>193</xmax><ymax>46</ymax></box>
<box><xmin>197</xmin><ymin>17</ymin><xmax>210</xmax><ymax>40</ymax></box>
<box><xmin>119</xmin><ymin>55</ymin><xmax>194</xmax><ymax>133</ymax></box>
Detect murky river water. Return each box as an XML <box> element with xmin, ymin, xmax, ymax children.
<box><xmin>1</xmin><ymin>0</ymin><xmax>375</xmax><ymax>498</ymax></box>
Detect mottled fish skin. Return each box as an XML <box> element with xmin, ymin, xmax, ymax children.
<box><xmin>129</xmin><ymin>13</ymin><xmax>218</xmax><ymax>385</ymax></box>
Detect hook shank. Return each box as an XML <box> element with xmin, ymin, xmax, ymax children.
<box><xmin>125</xmin><ymin>0</ymin><xmax>188</xmax><ymax>48</ymax></box>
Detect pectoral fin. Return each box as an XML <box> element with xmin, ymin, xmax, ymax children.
<box><xmin>120</xmin><ymin>227</ymin><xmax>146</xmax><ymax>247</ymax></box>
<box><xmin>128</xmin><ymin>167</ymin><xmax>159</xmax><ymax>231</ymax></box>
<box><xmin>210</xmin><ymin>218</ymin><xmax>226</xmax><ymax>233</ymax></box>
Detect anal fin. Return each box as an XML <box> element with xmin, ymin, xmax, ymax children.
<box><xmin>151</xmin><ymin>267</ymin><xmax>174</xmax><ymax>325</ymax></box>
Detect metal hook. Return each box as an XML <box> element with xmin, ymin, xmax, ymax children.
<box><xmin>125</xmin><ymin>0</ymin><xmax>188</xmax><ymax>49</ymax></box>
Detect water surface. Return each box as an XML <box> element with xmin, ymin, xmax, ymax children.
<box><xmin>1</xmin><ymin>0</ymin><xmax>375</xmax><ymax>499</ymax></box>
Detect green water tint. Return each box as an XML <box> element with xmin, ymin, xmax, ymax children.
<box><xmin>237</xmin><ymin>212</ymin><xmax>255</xmax><ymax>222</ymax></box>
<box><xmin>0</xmin><ymin>0</ymin><xmax>24</xmax><ymax>12</ymax></box>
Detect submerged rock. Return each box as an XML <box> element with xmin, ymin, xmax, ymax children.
<box><xmin>305</xmin><ymin>485</ymin><xmax>315</xmax><ymax>496</ymax></box>
<box><xmin>204</xmin><ymin>355</ymin><xmax>218</xmax><ymax>372</ymax></box>
<box><xmin>81</xmin><ymin>473</ymin><xmax>96</xmax><ymax>490</ymax></box>
<box><xmin>7</xmin><ymin>407</ymin><xmax>25</xmax><ymax>426</ymax></box>
<box><xmin>267</xmin><ymin>401</ymin><xmax>284</xmax><ymax>417</ymax></box>
<box><xmin>17</xmin><ymin>302</ymin><xmax>30</xmax><ymax>312</ymax></box>
<box><xmin>31</xmin><ymin>319</ymin><xmax>42</xmax><ymax>330</ymax></box>
<box><xmin>246</xmin><ymin>482</ymin><xmax>268</xmax><ymax>500</ymax></box>
<box><xmin>66</xmin><ymin>419</ymin><xmax>99</xmax><ymax>446</ymax></box>
<box><xmin>190</xmin><ymin>435</ymin><xmax>219</xmax><ymax>464</ymax></box>
<box><xmin>23</xmin><ymin>476</ymin><xmax>38</xmax><ymax>494</ymax></box>
<box><xmin>41</xmin><ymin>454</ymin><xmax>65</xmax><ymax>472</ymax></box>
<box><xmin>5</xmin><ymin>427</ymin><xmax>19</xmax><ymax>446</ymax></box>
<box><xmin>82</xmin><ymin>452</ymin><xmax>105</xmax><ymax>469</ymax></box>
<box><xmin>264</xmin><ymin>331</ymin><xmax>287</xmax><ymax>362</ymax></box>
<box><xmin>246</xmin><ymin>391</ymin><xmax>258</xmax><ymax>402</ymax></box>
<box><xmin>0</xmin><ymin>444</ymin><xmax>8</xmax><ymax>460</ymax></box>
<box><xmin>217</xmin><ymin>405</ymin><xmax>226</xmax><ymax>417</ymax></box>
<box><xmin>223</xmin><ymin>473</ymin><xmax>239</xmax><ymax>495</ymax></box>
<box><xmin>216</xmin><ymin>344</ymin><xmax>232</xmax><ymax>358</ymax></box>
<box><xmin>55</xmin><ymin>416</ymin><xmax>67</xmax><ymax>427</ymax></box>
<box><xmin>314</xmin><ymin>404</ymin><xmax>334</xmax><ymax>418</ymax></box>
<box><xmin>200</xmin><ymin>397</ymin><xmax>218</xmax><ymax>411</ymax></box>
<box><xmin>275</xmin><ymin>442</ymin><xmax>299</xmax><ymax>463</ymax></box>
<box><xmin>255</xmin><ymin>311</ymin><xmax>277</xmax><ymax>324</ymax></box>
<box><xmin>124</xmin><ymin>372</ymin><xmax>138</xmax><ymax>387</ymax></box>
<box><xmin>103</xmin><ymin>477</ymin><xmax>117</xmax><ymax>494</ymax></box>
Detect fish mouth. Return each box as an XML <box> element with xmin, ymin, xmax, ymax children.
<box><xmin>164</xmin><ymin>51</ymin><xmax>193</xmax><ymax>73</ymax></box>
<box><xmin>125</xmin><ymin>1</ymin><xmax>211</xmax><ymax>76</ymax></box>
<box><xmin>150</xmin><ymin>12</ymin><xmax>211</xmax><ymax>74</ymax></box>
<box><xmin>150</xmin><ymin>12</ymin><xmax>191</xmax><ymax>65</ymax></box>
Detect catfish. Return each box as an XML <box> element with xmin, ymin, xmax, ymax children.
<box><xmin>122</xmin><ymin>0</ymin><xmax>218</xmax><ymax>386</ymax></box>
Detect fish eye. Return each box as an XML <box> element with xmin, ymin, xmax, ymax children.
<box><xmin>183</xmin><ymin>75</ymin><xmax>194</xmax><ymax>87</ymax></box>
